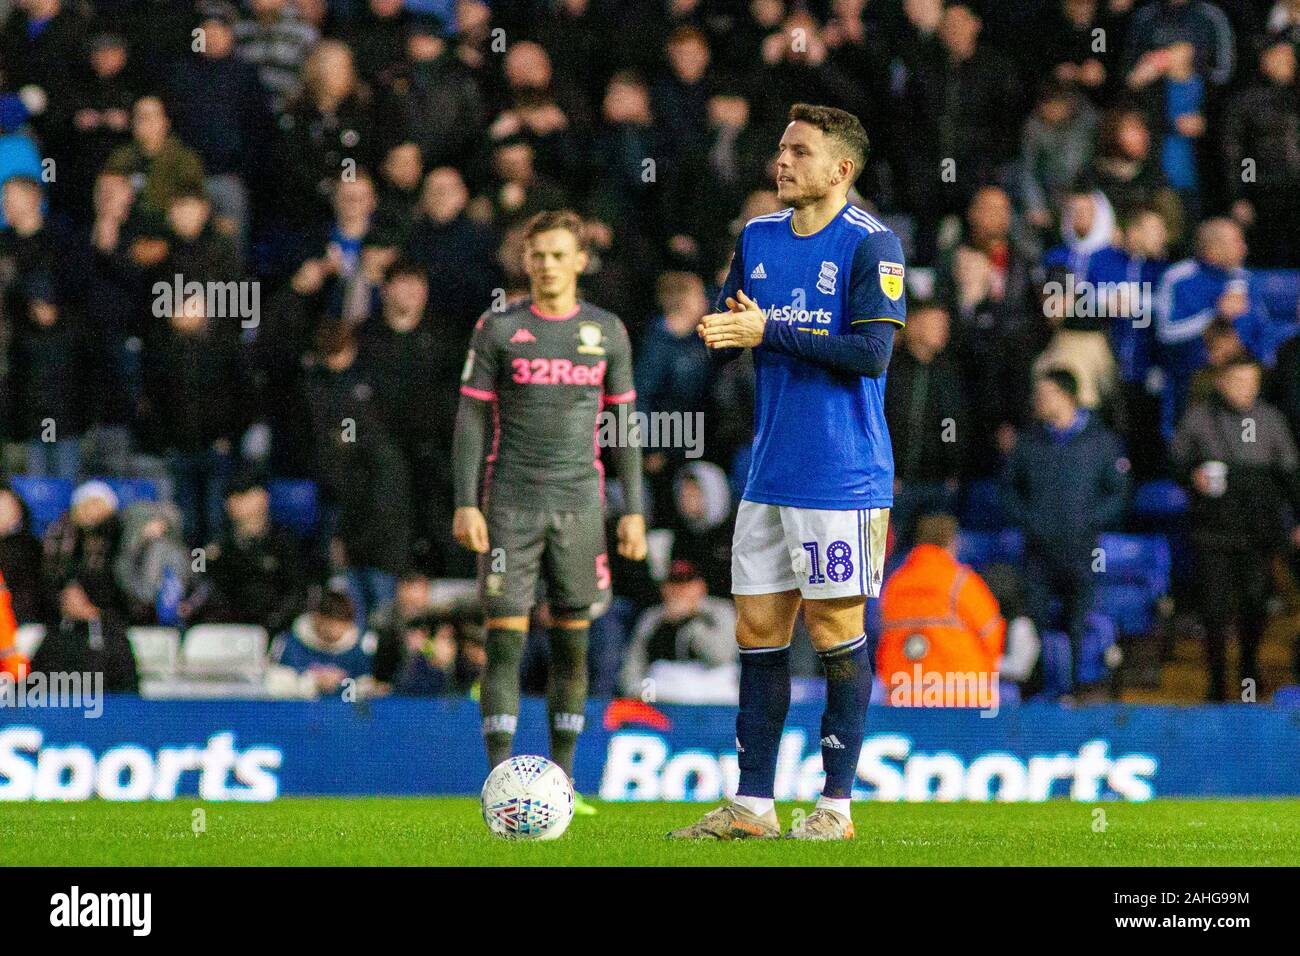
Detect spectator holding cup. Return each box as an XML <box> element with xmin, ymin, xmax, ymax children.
<box><xmin>1172</xmin><ymin>356</ymin><xmax>1300</xmax><ymax>700</ymax></box>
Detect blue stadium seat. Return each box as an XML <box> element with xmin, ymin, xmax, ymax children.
<box><xmin>268</xmin><ymin>479</ymin><xmax>320</xmax><ymax>537</ymax></box>
<box><xmin>1039</xmin><ymin>613</ymin><xmax>1117</xmax><ymax>697</ymax></box>
<box><xmin>1038</xmin><ymin>632</ymin><xmax>1071</xmax><ymax>697</ymax></box>
<box><xmin>1273</xmin><ymin>686</ymin><xmax>1300</xmax><ymax>708</ymax></box>
<box><xmin>956</xmin><ymin>528</ymin><xmax>1024</xmax><ymax>570</ymax></box>
<box><xmin>1132</xmin><ymin>479</ymin><xmax>1188</xmax><ymax>520</ymax></box>
<box><xmin>1083</xmin><ymin>534</ymin><xmax>1170</xmax><ymax>636</ymax></box>
<box><xmin>958</xmin><ymin>532</ymin><xmax>1165</xmax><ymax>635</ymax></box>
<box><xmin>994</xmin><ymin>528</ymin><xmax>1026</xmax><ymax>564</ymax></box>
<box><xmin>1096</xmin><ymin>533</ymin><xmax>1172</xmax><ymax>600</ymax></box>
<box><xmin>959</xmin><ymin>478</ymin><xmax>1004</xmax><ymax>530</ymax></box>
<box><xmin>957</xmin><ymin>531</ymin><xmax>996</xmax><ymax>568</ymax></box>
<box><xmin>1093</xmin><ymin>581</ymin><xmax>1155</xmax><ymax>635</ymax></box>
<box><xmin>10</xmin><ymin>476</ymin><xmax>73</xmax><ymax>537</ymax></box>
<box><xmin>100</xmin><ymin>477</ymin><xmax>160</xmax><ymax>509</ymax></box>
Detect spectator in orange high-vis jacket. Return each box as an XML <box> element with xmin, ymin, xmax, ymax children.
<box><xmin>0</xmin><ymin>570</ymin><xmax>28</xmax><ymax>681</ymax></box>
<box><xmin>878</xmin><ymin>514</ymin><xmax>1005</xmax><ymax>708</ymax></box>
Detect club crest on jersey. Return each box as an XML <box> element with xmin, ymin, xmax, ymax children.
<box><xmin>878</xmin><ymin>261</ymin><xmax>905</xmax><ymax>301</ymax></box>
<box><xmin>577</xmin><ymin>322</ymin><xmax>605</xmax><ymax>355</ymax></box>
<box><xmin>816</xmin><ymin>261</ymin><xmax>838</xmax><ymax>295</ymax></box>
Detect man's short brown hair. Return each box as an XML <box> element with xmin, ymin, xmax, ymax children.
<box><xmin>788</xmin><ymin>103</ymin><xmax>870</xmax><ymax>182</ymax></box>
<box><xmin>668</xmin><ymin>24</ymin><xmax>707</xmax><ymax>48</ymax></box>
<box><xmin>523</xmin><ymin>209</ymin><xmax>587</xmax><ymax>251</ymax></box>
<box><xmin>316</xmin><ymin>588</ymin><xmax>355</xmax><ymax>623</ymax></box>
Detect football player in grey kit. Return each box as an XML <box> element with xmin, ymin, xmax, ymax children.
<box><xmin>452</xmin><ymin>210</ymin><xmax>647</xmax><ymax>807</ymax></box>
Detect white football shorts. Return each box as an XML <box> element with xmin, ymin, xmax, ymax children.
<box><xmin>731</xmin><ymin>500</ymin><xmax>890</xmax><ymax>599</ymax></box>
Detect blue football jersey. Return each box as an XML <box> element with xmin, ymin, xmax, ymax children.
<box><xmin>717</xmin><ymin>204</ymin><xmax>906</xmax><ymax>510</ymax></box>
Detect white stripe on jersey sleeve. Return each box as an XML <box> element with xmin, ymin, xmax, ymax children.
<box><xmin>844</xmin><ymin>207</ymin><xmax>886</xmax><ymax>233</ymax></box>
<box><xmin>845</xmin><ymin>204</ymin><xmax>885</xmax><ymax>227</ymax></box>
<box><xmin>746</xmin><ymin>208</ymin><xmax>795</xmax><ymax>227</ymax></box>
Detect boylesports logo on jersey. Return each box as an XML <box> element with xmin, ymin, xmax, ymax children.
<box><xmin>763</xmin><ymin>302</ymin><xmax>833</xmax><ymax>325</ymax></box>
<box><xmin>577</xmin><ymin>321</ymin><xmax>605</xmax><ymax>355</ymax></box>
<box><xmin>817</xmin><ymin>261</ymin><xmax>838</xmax><ymax>295</ymax></box>
<box><xmin>878</xmin><ymin>261</ymin><xmax>905</xmax><ymax>301</ymax></box>
<box><xmin>750</xmin><ymin>262</ymin><xmax>767</xmax><ymax>279</ymax></box>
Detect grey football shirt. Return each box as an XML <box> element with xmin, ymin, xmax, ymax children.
<box><xmin>458</xmin><ymin>298</ymin><xmax>637</xmax><ymax>512</ymax></box>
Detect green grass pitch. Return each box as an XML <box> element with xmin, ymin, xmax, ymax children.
<box><xmin>5</xmin><ymin>798</ymin><xmax>1300</xmax><ymax>866</ymax></box>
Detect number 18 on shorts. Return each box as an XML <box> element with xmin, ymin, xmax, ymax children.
<box><xmin>731</xmin><ymin>501</ymin><xmax>890</xmax><ymax>599</ymax></box>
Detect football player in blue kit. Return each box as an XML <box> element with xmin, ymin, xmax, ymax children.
<box><xmin>669</xmin><ymin>104</ymin><xmax>906</xmax><ymax>841</ymax></box>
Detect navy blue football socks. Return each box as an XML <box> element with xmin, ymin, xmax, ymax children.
<box><xmin>735</xmin><ymin>643</ymin><xmax>791</xmax><ymax>799</ymax></box>
<box><xmin>817</xmin><ymin>633</ymin><xmax>872</xmax><ymax>799</ymax></box>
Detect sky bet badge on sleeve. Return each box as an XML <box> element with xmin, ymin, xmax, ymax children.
<box><xmin>879</xmin><ymin>261</ymin><xmax>905</xmax><ymax>301</ymax></box>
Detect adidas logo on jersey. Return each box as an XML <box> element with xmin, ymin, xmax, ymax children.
<box><xmin>750</xmin><ymin>263</ymin><xmax>767</xmax><ymax>279</ymax></box>
<box><xmin>509</xmin><ymin>328</ymin><xmax>537</xmax><ymax>344</ymax></box>
<box><xmin>820</xmin><ymin>735</ymin><xmax>846</xmax><ymax>750</ymax></box>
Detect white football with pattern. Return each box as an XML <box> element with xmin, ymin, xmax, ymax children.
<box><xmin>481</xmin><ymin>755</ymin><xmax>575</xmax><ymax>841</ymax></box>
